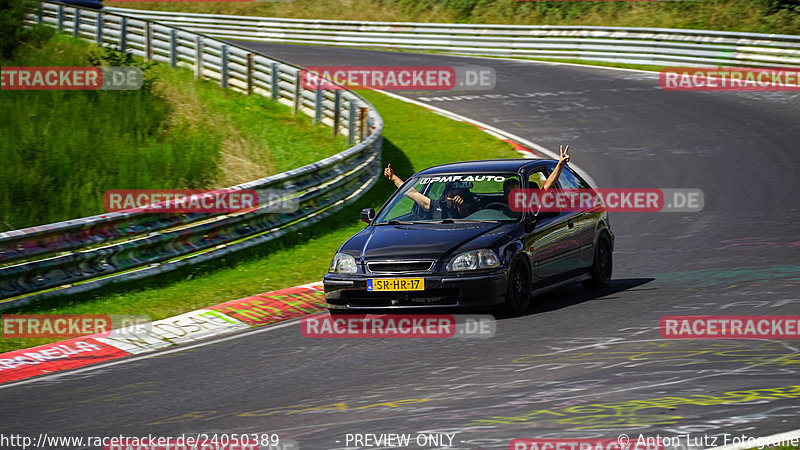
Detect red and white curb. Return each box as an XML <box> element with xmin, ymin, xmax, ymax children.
<box><xmin>0</xmin><ymin>282</ymin><xmax>325</xmax><ymax>384</ymax></box>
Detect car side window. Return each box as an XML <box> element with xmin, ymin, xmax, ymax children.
<box><xmin>385</xmin><ymin>195</ymin><xmax>415</xmax><ymax>221</ymax></box>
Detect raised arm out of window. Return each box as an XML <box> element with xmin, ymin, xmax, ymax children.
<box><xmin>542</xmin><ymin>145</ymin><xmax>571</xmax><ymax>190</ymax></box>
<box><xmin>384</xmin><ymin>163</ymin><xmax>431</xmax><ymax>210</ymax></box>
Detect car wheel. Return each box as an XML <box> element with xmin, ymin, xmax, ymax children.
<box><xmin>584</xmin><ymin>231</ymin><xmax>613</xmax><ymax>289</ymax></box>
<box><xmin>505</xmin><ymin>259</ymin><xmax>531</xmax><ymax>314</ymax></box>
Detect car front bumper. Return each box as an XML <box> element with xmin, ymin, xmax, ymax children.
<box><xmin>324</xmin><ymin>270</ymin><xmax>509</xmax><ymax>310</ymax></box>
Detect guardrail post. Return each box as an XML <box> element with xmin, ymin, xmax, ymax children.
<box><xmin>169</xmin><ymin>29</ymin><xmax>177</xmax><ymax>68</ymax></box>
<box><xmin>36</xmin><ymin>3</ymin><xmax>43</xmax><ymax>24</ymax></box>
<box><xmin>314</xmin><ymin>89</ymin><xmax>323</xmax><ymax>124</ymax></box>
<box><xmin>270</xmin><ymin>62</ymin><xmax>279</xmax><ymax>101</ymax></box>
<box><xmin>246</xmin><ymin>54</ymin><xmax>254</xmax><ymax>95</ymax></box>
<box><xmin>292</xmin><ymin>71</ymin><xmax>301</xmax><ymax>116</ymax></box>
<box><xmin>347</xmin><ymin>100</ymin><xmax>356</xmax><ymax>144</ymax></box>
<box><xmin>144</xmin><ymin>22</ymin><xmax>152</xmax><ymax>61</ymax></box>
<box><xmin>332</xmin><ymin>90</ymin><xmax>341</xmax><ymax>137</ymax></box>
<box><xmin>194</xmin><ymin>36</ymin><xmax>203</xmax><ymax>79</ymax></box>
<box><xmin>56</xmin><ymin>5</ymin><xmax>63</xmax><ymax>33</ymax></box>
<box><xmin>220</xmin><ymin>44</ymin><xmax>229</xmax><ymax>88</ymax></box>
<box><xmin>96</xmin><ymin>12</ymin><xmax>103</xmax><ymax>44</ymax></box>
<box><xmin>72</xmin><ymin>9</ymin><xmax>80</xmax><ymax>38</ymax></box>
<box><xmin>119</xmin><ymin>17</ymin><xmax>127</xmax><ymax>52</ymax></box>
<box><xmin>358</xmin><ymin>106</ymin><xmax>367</xmax><ymax>142</ymax></box>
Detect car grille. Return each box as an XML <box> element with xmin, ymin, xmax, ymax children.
<box><xmin>367</xmin><ymin>261</ymin><xmax>434</xmax><ymax>273</ymax></box>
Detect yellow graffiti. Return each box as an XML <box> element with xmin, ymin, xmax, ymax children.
<box><xmin>287</xmin><ymin>398</ymin><xmax>432</xmax><ymax>414</ymax></box>
<box><xmin>354</xmin><ymin>399</ymin><xmax>432</xmax><ymax>409</ymax></box>
<box><xmin>467</xmin><ymin>385</ymin><xmax>800</xmax><ymax>429</ymax></box>
<box><xmin>288</xmin><ymin>403</ymin><xmax>349</xmax><ymax>414</ymax></box>
<box><xmin>145</xmin><ymin>398</ymin><xmax>433</xmax><ymax>426</ymax></box>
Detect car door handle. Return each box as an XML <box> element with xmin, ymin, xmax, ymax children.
<box><xmin>567</xmin><ymin>219</ymin><xmax>575</xmax><ymax>229</ymax></box>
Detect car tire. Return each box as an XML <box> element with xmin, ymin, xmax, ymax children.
<box><xmin>584</xmin><ymin>231</ymin><xmax>613</xmax><ymax>289</ymax></box>
<box><xmin>505</xmin><ymin>259</ymin><xmax>532</xmax><ymax>314</ymax></box>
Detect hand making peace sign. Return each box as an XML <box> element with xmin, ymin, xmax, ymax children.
<box><xmin>559</xmin><ymin>144</ymin><xmax>570</xmax><ymax>166</ymax></box>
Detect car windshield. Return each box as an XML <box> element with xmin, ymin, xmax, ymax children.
<box><xmin>375</xmin><ymin>173</ymin><xmax>522</xmax><ymax>223</ymax></box>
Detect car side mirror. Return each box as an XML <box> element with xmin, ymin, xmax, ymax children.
<box><xmin>524</xmin><ymin>216</ymin><xmax>535</xmax><ymax>233</ymax></box>
<box><xmin>360</xmin><ymin>208</ymin><xmax>375</xmax><ymax>224</ymax></box>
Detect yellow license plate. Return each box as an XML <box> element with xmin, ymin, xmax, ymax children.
<box><xmin>367</xmin><ymin>278</ymin><xmax>425</xmax><ymax>291</ymax></box>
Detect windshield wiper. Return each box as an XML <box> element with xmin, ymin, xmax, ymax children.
<box><xmin>377</xmin><ymin>220</ymin><xmax>426</xmax><ymax>225</ymax></box>
<box><xmin>441</xmin><ymin>219</ymin><xmax>499</xmax><ymax>223</ymax></box>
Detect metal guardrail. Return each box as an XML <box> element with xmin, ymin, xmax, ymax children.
<box><xmin>0</xmin><ymin>2</ymin><xmax>383</xmax><ymax>309</ymax></box>
<box><xmin>104</xmin><ymin>8</ymin><xmax>800</xmax><ymax>68</ymax></box>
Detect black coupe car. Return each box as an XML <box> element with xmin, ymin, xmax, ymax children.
<box><xmin>323</xmin><ymin>159</ymin><xmax>614</xmax><ymax>314</ymax></box>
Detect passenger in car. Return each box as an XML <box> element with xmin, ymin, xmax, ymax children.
<box><xmin>382</xmin><ymin>163</ymin><xmax>478</xmax><ymax>218</ymax></box>
<box><xmin>502</xmin><ymin>144</ymin><xmax>571</xmax><ymax>204</ymax></box>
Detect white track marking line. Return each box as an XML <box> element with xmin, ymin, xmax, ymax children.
<box><xmin>374</xmin><ymin>88</ymin><xmax>598</xmax><ymax>188</ymax></box>
<box><xmin>443</xmin><ymin>52</ymin><xmax>661</xmax><ymax>75</ymax></box>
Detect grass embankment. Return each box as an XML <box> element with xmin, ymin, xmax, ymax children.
<box><xmin>120</xmin><ymin>0</ymin><xmax>800</xmax><ymax>36</ymax></box>
<box><xmin>0</xmin><ymin>88</ymin><xmax>521</xmax><ymax>352</ymax></box>
<box><xmin>0</xmin><ymin>33</ymin><xmax>348</xmax><ymax>231</ymax></box>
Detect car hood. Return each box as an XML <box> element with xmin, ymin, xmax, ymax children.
<box><xmin>342</xmin><ymin>222</ymin><xmax>507</xmax><ymax>261</ymax></box>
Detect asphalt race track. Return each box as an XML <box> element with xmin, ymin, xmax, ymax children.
<box><xmin>2</xmin><ymin>44</ymin><xmax>799</xmax><ymax>449</ymax></box>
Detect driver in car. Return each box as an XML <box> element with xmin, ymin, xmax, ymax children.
<box><xmin>439</xmin><ymin>183</ymin><xmax>478</xmax><ymax>218</ymax></box>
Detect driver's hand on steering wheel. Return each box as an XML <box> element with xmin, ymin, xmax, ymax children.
<box><xmin>445</xmin><ymin>195</ymin><xmax>464</xmax><ymax>206</ymax></box>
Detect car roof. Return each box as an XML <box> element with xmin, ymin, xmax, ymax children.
<box><xmin>414</xmin><ymin>159</ymin><xmax>554</xmax><ymax>176</ymax></box>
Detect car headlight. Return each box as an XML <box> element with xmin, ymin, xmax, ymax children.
<box><xmin>447</xmin><ymin>249</ymin><xmax>500</xmax><ymax>272</ymax></box>
<box><xmin>329</xmin><ymin>253</ymin><xmax>358</xmax><ymax>274</ymax></box>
